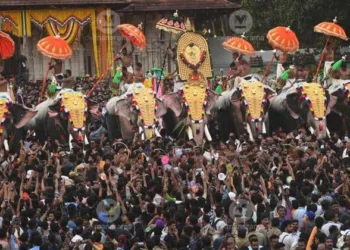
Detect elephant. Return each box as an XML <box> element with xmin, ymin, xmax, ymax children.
<box><xmin>269</xmin><ymin>82</ymin><xmax>330</xmax><ymax>139</ymax></box>
<box><xmin>326</xmin><ymin>81</ymin><xmax>350</xmax><ymax>136</ymax></box>
<box><xmin>0</xmin><ymin>92</ymin><xmax>37</xmax><ymax>152</ymax></box>
<box><xmin>26</xmin><ymin>89</ymin><xmax>98</xmax><ymax>145</ymax></box>
<box><xmin>105</xmin><ymin>86</ymin><xmax>182</xmax><ymax>141</ymax></box>
<box><xmin>214</xmin><ymin>79</ymin><xmax>277</xmax><ymax>142</ymax></box>
<box><xmin>167</xmin><ymin>83</ymin><xmax>218</xmax><ymax>146</ymax></box>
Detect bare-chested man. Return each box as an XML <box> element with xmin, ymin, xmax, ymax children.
<box><xmin>323</xmin><ymin>43</ymin><xmax>335</xmax><ymax>81</ymax></box>
<box><xmin>118</xmin><ymin>44</ymin><xmax>134</xmax><ymax>74</ymax></box>
<box><xmin>340</xmin><ymin>62</ymin><xmax>350</xmax><ymax>80</ymax></box>
<box><xmin>0</xmin><ymin>72</ymin><xmax>8</xmax><ymax>92</ymax></box>
<box><xmin>237</xmin><ymin>58</ymin><xmax>251</xmax><ymax>77</ymax></box>
<box><xmin>49</xmin><ymin>59</ymin><xmax>63</xmax><ymax>75</ymax></box>
<box><xmin>295</xmin><ymin>64</ymin><xmax>309</xmax><ymax>81</ymax></box>
<box><xmin>133</xmin><ymin>62</ymin><xmax>145</xmax><ymax>84</ymax></box>
<box><xmin>226</xmin><ymin>62</ymin><xmax>239</xmax><ymax>90</ymax></box>
<box><xmin>274</xmin><ymin>50</ymin><xmax>288</xmax><ymax>78</ymax></box>
<box><xmin>120</xmin><ymin>66</ymin><xmax>134</xmax><ymax>94</ymax></box>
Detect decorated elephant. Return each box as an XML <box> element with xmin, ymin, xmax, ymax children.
<box><xmin>270</xmin><ymin>82</ymin><xmax>329</xmax><ymax>139</ymax></box>
<box><xmin>105</xmin><ymin>86</ymin><xmax>182</xmax><ymax>141</ymax></box>
<box><xmin>326</xmin><ymin>81</ymin><xmax>350</xmax><ymax>135</ymax></box>
<box><xmin>26</xmin><ymin>89</ymin><xmax>98</xmax><ymax>145</ymax></box>
<box><xmin>214</xmin><ymin>79</ymin><xmax>276</xmax><ymax>142</ymax></box>
<box><xmin>166</xmin><ymin>74</ymin><xmax>218</xmax><ymax>146</ymax></box>
<box><xmin>0</xmin><ymin>92</ymin><xmax>37</xmax><ymax>152</ymax></box>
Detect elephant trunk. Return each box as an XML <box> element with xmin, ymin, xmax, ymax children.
<box><xmin>247</xmin><ymin>120</ymin><xmax>266</xmax><ymax>141</ymax></box>
<box><xmin>313</xmin><ymin>119</ymin><xmax>328</xmax><ymax>140</ymax></box>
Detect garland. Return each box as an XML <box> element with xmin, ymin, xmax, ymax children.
<box><xmin>238</xmin><ymin>86</ymin><xmax>267</xmax><ymax>123</ymax></box>
<box><xmin>58</xmin><ymin>95</ymin><xmax>88</xmax><ymax>132</ymax></box>
<box><xmin>178</xmin><ymin>88</ymin><xmax>209</xmax><ymax>123</ymax></box>
<box><xmin>180</xmin><ymin>49</ymin><xmax>207</xmax><ymax>70</ymax></box>
<box><xmin>0</xmin><ymin>99</ymin><xmax>11</xmax><ymax>138</ymax></box>
<box><xmin>297</xmin><ymin>86</ymin><xmax>327</xmax><ymax>121</ymax></box>
<box><xmin>128</xmin><ymin>93</ymin><xmax>158</xmax><ymax>127</ymax></box>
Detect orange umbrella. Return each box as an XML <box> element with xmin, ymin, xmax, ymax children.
<box><xmin>263</xmin><ymin>26</ymin><xmax>299</xmax><ymax>82</ymax></box>
<box><xmin>37</xmin><ymin>35</ymin><xmax>72</xmax><ymax>102</ymax></box>
<box><xmin>87</xmin><ymin>23</ymin><xmax>146</xmax><ymax>97</ymax></box>
<box><xmin>117</xmin><ymin>23</ymin><xmax>146</xmax><ymax>50</ymax></box>
<box><xmin>0</xmin><ymin>31</ymin><xmax>15</xmax><ymax>60</ymax></box>
<box><xmin>222</xmin><ymin>35</ymin><xmax>255</xmax><ymax>57</ymax></box>
<box><xmin>37</xmin><ymin>35</ymin><xmax>72</xmax><ymax>60</ymax></box>
<box><xmin>267</xmin><ymin>26</ymin><xmax>299</xmax><ymax>53</ymax></box>
<box><xmin>314</xmin><ymin>17</ymin><xmax>348</xmax><ymax>81</ymax></box>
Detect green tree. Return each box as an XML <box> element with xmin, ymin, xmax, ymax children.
<box><xmin>241</xmin><ymin>0</ymin><xmax>350</xmax><ymax>49</ymax></box>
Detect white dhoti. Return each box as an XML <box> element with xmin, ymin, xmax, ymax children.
<box><xmin>282</xmin><ymin>78</ymin><xmax>296</xmax><ymax>91</ymax></box>
<box><xmin>121</xmin><ymin>83</ymin><xmax>133</xmax><ymax>94</ymax></box>
<box><xmin>276</xmin><ymin>63</ymin><xmax>285</xmax><ymax>79</ymax></box>
<box><xmin>323</xmin><ymin>61</ymin><xmax>334</xmax><ymax>88</ymax></box>
<box><xmin>127</xmin><ymin>66</ymin><xmax>133</xmax><ymax>73</ymax></box>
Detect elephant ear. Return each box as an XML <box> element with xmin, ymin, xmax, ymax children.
<box><xmin>326</xmin><ymin>84</ymin><xmax>346</xmax><ymax>115</ymax></box>
<box><xmin>161</xmin><ymin>92</ymin><xmax>183</xmax><ymax>117</ymax></box>
<box><xmin>87</xmin><ymin>99</ymin><xmax>99</xmax><ymax>116</ymax></box>
<box><xmin>114</xmin><ymin>97</ymin><xmax>133</xmax><ymax>120</ymax></box>
<box><xmin>285</xmin><ymin>88</ymin><xmax>302</xmax><ymax>119</ymax></box>
<box><xmin>48</xmin><ymin>100</ymin><xmax>61</xmax><ymax>118</ymax></box>
<box><xmin>205</xmin><ymin>89</ymin><xmax>219</xmax><ymax>115</ymax></box>
<box><xmin>12</xmin><ymin>103</ymin><xmax>38</xmax><ymax>129</ymax></box>
<box><xmin>264</xmin><ymin>85</ymin><xmax>277</xmax><ymax>103</ymax></box>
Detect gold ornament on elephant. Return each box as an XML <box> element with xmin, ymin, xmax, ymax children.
<box><xmin>60</xmin><ymin>92</ymin><xmax>87</xmax><ymax>129</ymax></box>
<box><xmin>300</xmin><ymin>83</ymin><xmax>326</xmax><ymax>119</ymax></box>
<box><xmin>240</xmin><ymin>82</ymin><xmax>265</xmax><ymax>120</ymax></box>
<box><xmin>182</xmin><ymin>84</ymin><xmax>207</xmax><ymax>121</ymax></box>
<box><xmin>344</xmin><ymin>83</ymin><xmax>350</xmax><ymax>99</ymax></box>
<box><xmin>0</xmin><ymin>97</ymin><xmax>10</xmax><ymax>137</ymax></box>
<box><xmin>132</xmin><ymin>88</ymin><xmax>157</xmax><ymax>126</ymax></box>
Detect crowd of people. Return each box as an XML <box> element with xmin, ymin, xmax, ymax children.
<box><xmin>1</xmin><ymin>44</ymin><xmax>350</xmax><ymax>250</ymax></box>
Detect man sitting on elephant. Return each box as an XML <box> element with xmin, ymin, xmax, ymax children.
<box><xmin>120</xmin><ymin>66</ymin><xmax>134</xmax><ymax>94</ymax></box>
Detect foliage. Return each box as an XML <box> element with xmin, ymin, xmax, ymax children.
<box><xmin>242</xmin><ymin>0</ymin><xmax>350</xmax><ymax>49</ymax></box>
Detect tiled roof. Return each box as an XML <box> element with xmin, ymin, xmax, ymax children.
<box><xmin>122</xmin><ymin>0</ymin><xmax>242</xmax><ymax>11</ymax></box>
<box><xmin>0</xmin><ymin>0</ymin><xmax>130</xmax><ymax>7</ymax></box>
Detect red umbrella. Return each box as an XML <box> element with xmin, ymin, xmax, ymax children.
<box><xmin>87</xmin><ymin>23</ymin><xmax>147</xmax><ymax>97</ymax></box>
<box><xmin>0</xmin><ymin>31</ymin><xmax>15</xmax><ymax>60</ymax></box>
<box><xmin>37</xmin><ymin>35</ymin><xmax>72</xmax><ymax>102</ymax></box>
<box><xmin>222</xmin><ymin>35</ymin><xmax>255</xmax><ymax>57</ymax></box>
<box><xmin>314</xmin><ymin>17</ymin><xmax>348</xmax><ymax>81</ymax></box>
<box><xmin>263</xmin><ymin>26</ymin><xmax>300</xmax><ymax>81</ymax></box>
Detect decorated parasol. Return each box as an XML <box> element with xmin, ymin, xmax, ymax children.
<box><xmin>37</xmin><ymin>35</ymin><xmax>72</xmax><ymax>102</ymax></box>
<box><xmin>263</xmin><ymin>26</ymin><xmax>299</xmax><ymax>82</ymax></box>
<box><xmin>156</xmin><ymin>11</ymin><xmax>188</xmax><ymax>94</ymax></box>
<box><xmin>87</xmin><ymin>23</ymin><xmax>146</xmax><ymax>96</ymax></box>
<box><xmin>222</xmin><ymin>34</ymin><xmax>255</xmax><ymax>57</ymax></box>
<box><xmin>313</xmin><ymin>17</ymin><xmax>348</xmax><ymax>81</ymax></box>
<box><xmin>156</xmin><ymin>10</ymin><xmax>187</xmax><ymax>34</ymax></box>
<box><xmin>0</xmin><ymin>31</ymin><xmax>15</xmax><ymax>60</ymax></box>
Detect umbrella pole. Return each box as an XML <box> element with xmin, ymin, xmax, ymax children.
<box><xmin>39</xmin><ymin>58</ymin><xmax>53</xmax><ymax>103</ymax></box>
<box><xmin>313</xmin><ymin>36</ymin><xmax>330</xmax><ymax>82</ymax></box>
<box><xmin>262</xmin><ymin>55</ymin><xmax>275</xmax><ymax>83</ymax></box>
<box><xmin>87</xmin><ymin>43</ymin><xmax>128</xmax><ymax>97</ymax></box>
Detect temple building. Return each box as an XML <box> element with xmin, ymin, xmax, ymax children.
<box><xmin>0</xmin><ymin>0</ymin><xmax>241</xmax><ymax>80</ymax></box>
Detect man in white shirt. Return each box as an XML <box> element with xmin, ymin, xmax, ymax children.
<box><xmin>321</xmin><ymin>211</ymin><xmax>342</xmax><ymax>236</ymax></box>
<box><xmin>213</xmin><ymin>207</ymin><xmax>227</xmax><ymax>234</ymax></box>
<box><xmin>279</xmin><ymin>220</ymin><xmax>294</xmax><ymax>250</ymax></box>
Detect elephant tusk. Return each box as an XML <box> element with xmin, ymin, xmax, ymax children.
<box><xmin>139</xmin><ymin>126</ymin><xmax>143</xmax><ymax>134</ymax></box>
<box><xmin>3</xmin><ymin>139</ymin><xmax>9</xmax><ymax>152</ymax></box>
<box><xmin>187</xmin><ymin>127</ymin><xmax>194</xmax><ymax>140</ymax></box>
<box><xmin>262</xmin><ymin>122</ymin><xmax>266</xmax><ymax>134</ymax></box>
<box><xmin>84</xmin><ymin>135</ymin><xmax>89</xmax><ymax>145</ymax></box>
<box><xmin>309</xmin><ymin>126</ymin><xmax>315</xmax><ymax>134</ymax></box>
<box><xmin>326</xmin><ymin>127</ymin><xmax>331</xmax><ymax>138</ymax></box>
<box><xmin>155</xmin><ymin>128</ymin><xmax>161</xmax><ymax>137</ymax></box>
<box><xmin>246</xmin><ymin>123</ymin><xmax>254</xmax><ymax>142</ymax></box>
<box><xmin>69</xmin><ymin>134</ymin><xmax>73</xmax><ymax>151</ymax></box>
<box><xmin>204</xmin><ymin>125</ymin><xmax>212</xmax><ymax>141</ymax></box>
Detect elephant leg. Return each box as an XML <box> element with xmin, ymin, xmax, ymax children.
<box><xmin>119</xmin><ymin>116</ymin><xmax>134</xmax><ymax>141</ymax></box>
<box><xmin>106</xmin><ymin>114</ymin><xmax>121</xmax><ymax>142</ymax></box>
